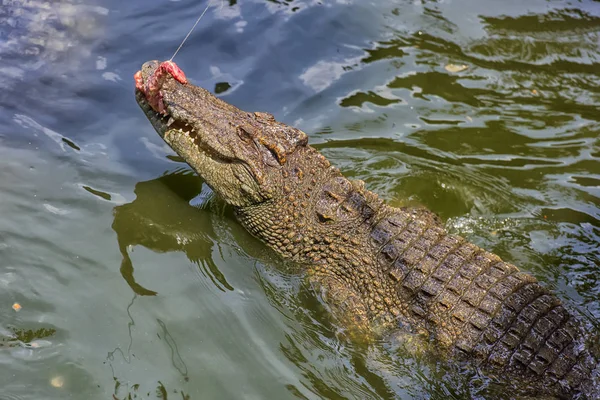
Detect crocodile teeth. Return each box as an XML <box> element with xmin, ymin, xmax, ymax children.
<box><xmin>167</xmin><ymin>117</ymin><xmax>175</xmax><ymax>127</ymax></box>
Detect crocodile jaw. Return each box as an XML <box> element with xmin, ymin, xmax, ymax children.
<box><xmin>134</xmin><ymin>60</ymin><xmax>277</xmax><ymax>207</ymax></box>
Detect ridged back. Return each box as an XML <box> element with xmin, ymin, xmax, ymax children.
<box><xmin>369</xmin><ymin>209</ymin><xmax>599</xmax><ymax>397</ymax></box>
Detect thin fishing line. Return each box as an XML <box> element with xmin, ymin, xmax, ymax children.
<box><xmin>169</xmin><ymin>0</ymin><xmax>223</xmax><ymax>62</ymax></box>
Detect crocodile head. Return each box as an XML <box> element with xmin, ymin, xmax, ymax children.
<box><xmin>135</xmin><ymin>60</ymin><xmax>309</xmax><ymax>208</ymax></box>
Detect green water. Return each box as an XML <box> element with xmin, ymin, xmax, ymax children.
<box><xmin>0</xmin><ymin>0</ymin><xmax>598</xmax><ymax>398</ymax></box>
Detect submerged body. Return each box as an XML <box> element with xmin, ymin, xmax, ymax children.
<box><xmin>135</xmin><ymin>60</ymin><xmax>599</xmax><ymax>399</ymax></box>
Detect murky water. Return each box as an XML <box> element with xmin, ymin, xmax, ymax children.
<box><xmin>0</xmin><ymin>0</ymin><xmax>599</xmax><ymax>398</ymax></box>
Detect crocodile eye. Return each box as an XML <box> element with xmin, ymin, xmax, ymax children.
<box><xmin>260</xmin><ymin>145</ymin><xmax>280</xmax><ymax>167</ymax></box>
<box><xmin>236</xmin><ymin>126</ymin><xmax>253</xmax><ymax>143</ymax></box>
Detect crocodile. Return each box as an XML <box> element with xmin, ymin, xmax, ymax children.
<box><xmin>134</xmin><ymin>60</ymin><xmax>600</xmax><ymax>399</ymax></box>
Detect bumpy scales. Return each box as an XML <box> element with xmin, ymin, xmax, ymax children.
<box><xmin>135</xmin><ymin>60</ymin><xmax>599</xmax><ymax>399</ymax></box>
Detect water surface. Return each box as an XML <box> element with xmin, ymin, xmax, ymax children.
<box><xmin>0</xmin><ymin>0</ymin><xmax>599</xmax><ymax>398</ymax></box>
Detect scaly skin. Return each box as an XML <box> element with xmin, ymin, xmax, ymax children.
<box><xmin>134</xmin><ymin>60</ymin><xmax>599</xmax><ymax>399</ymax></box>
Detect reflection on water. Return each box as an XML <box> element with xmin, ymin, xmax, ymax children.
<box><xmin>112</xmin><ymin>169</ymin><xmax>233</xmax><ymax>296</ymax></box>
<box><xmin>106</xmin><ymin>295</ymin><xmax>191</xmax><ymax>400</ymax></box>
<box><xmin>0</xmin><ymin>0</ymin><xmax>598</xmax><ymax>398</ymax></box>
<box><xmin>0</xmin><ymin>0</ymin><xmax>106</xmax><ymax>67</ymax></box>
<box><xmin>0</xmin><ymin>0</ymin><xmax>107</xmax><ymax>123</ymax></box>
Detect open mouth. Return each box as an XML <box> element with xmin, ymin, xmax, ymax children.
<box><xmin>134</xmin><ymin>61</ymin><xmax>200</xmax><ymax>143</ymax></box>
<box><xmin>135</xmin><ymin>88</ymin><xmax>197</xmax><ymax>139</ymax></box>
<box><xmin>134</xmin><ymin>74</ymin><xmax>237</xmax><ymax>164</ymax></box>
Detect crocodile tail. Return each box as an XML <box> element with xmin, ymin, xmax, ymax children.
<box><xmin>369</xmin><ymin>208</ymin><xmax>598</xmax><ymax>397</ymax></box>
